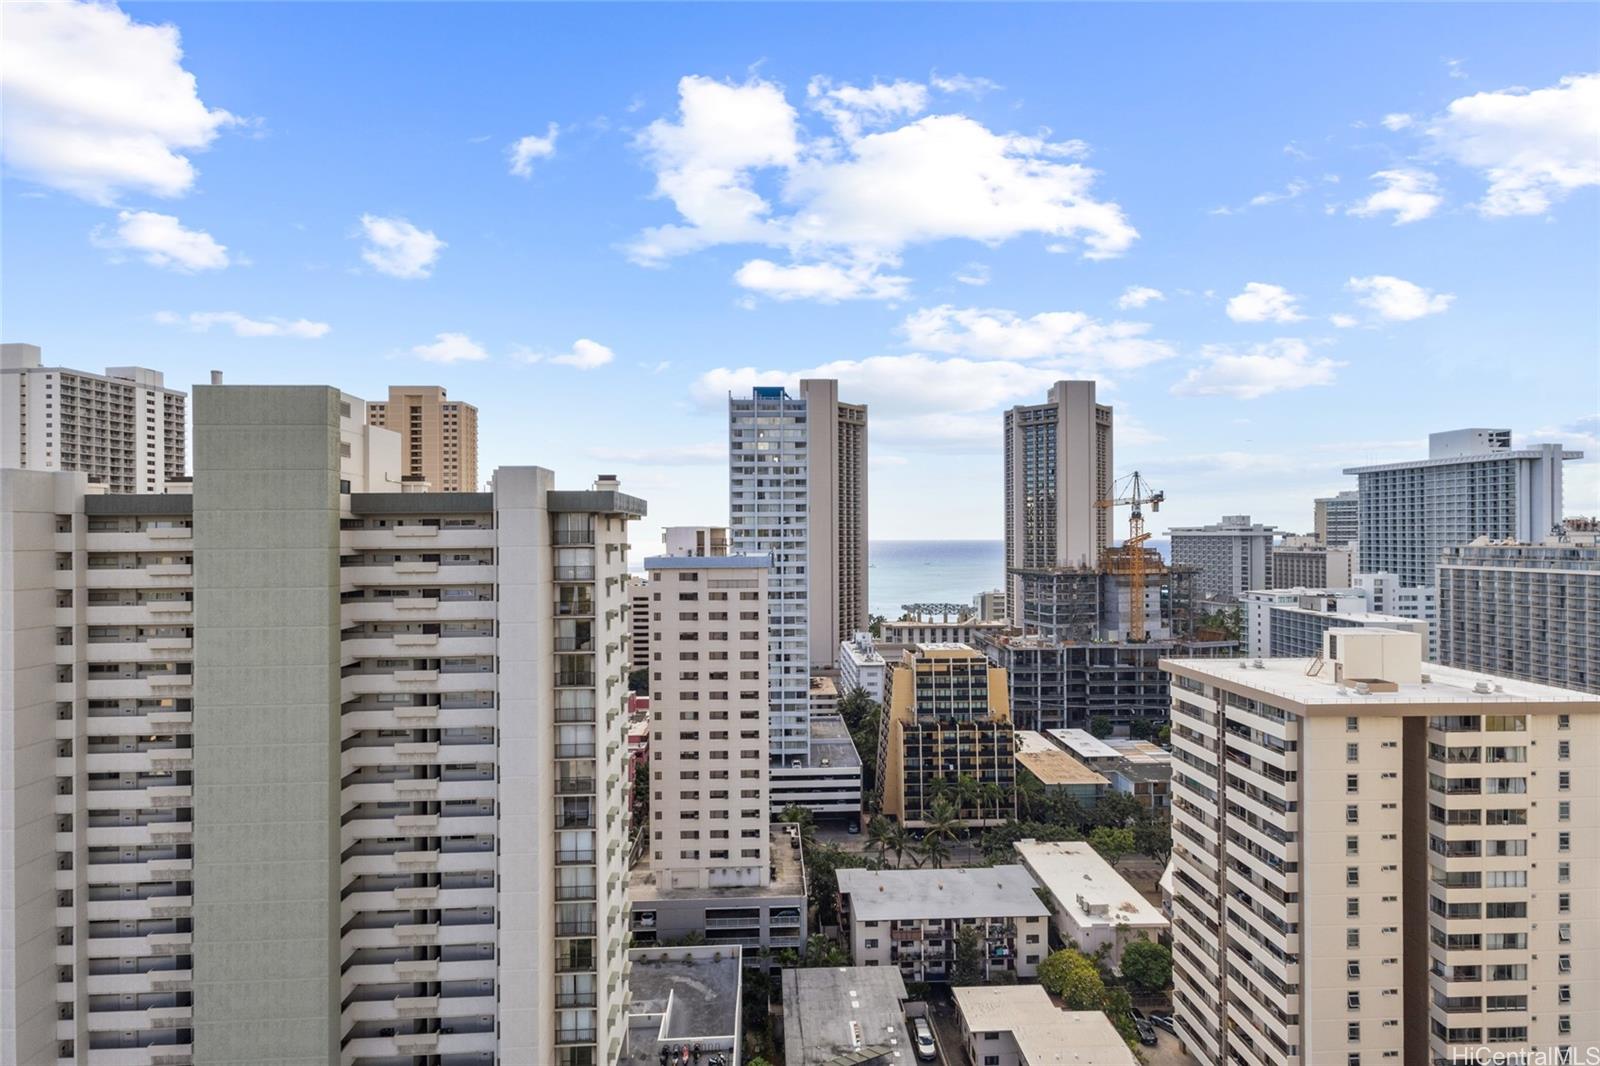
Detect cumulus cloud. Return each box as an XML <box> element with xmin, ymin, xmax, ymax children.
<box><xmin>154</xmin><ymin>310</ymin><xmax>328</xmax><ymax>338</ymax></box>
<box><xmin>94</xmin><ymin>210</ymin><xmax>228</xmax><ymax>271</ymax></box>
<box><xmin>410</xmin><ymin>332</ymin><xmax>488</xmax><ymax>364</ymax></box>
<box><xmin>508</xmin><ymin>122</ymin><xmax>559</xmax><ymax>177</ymax></box>
<box><xmin>1225</xmin><ymin>282</ymin><xmax>1305</xmax><ymax>323</ymax></box>
<box><xmin>1427</xmin><ymin>73</ymin><xmax>1599</xmax><ymax>216</ymax></box>
<box><xmin>734</xmin><ymin>258</ymin><xmax>910</xmax><ymax>302</ymax></box>
<box><xmin>900</xmin><ymin>305</ymin><xmax>1176</xmax><ymax>369</ymax></box>
<box><xmin>1347</xmin><ymin>275</ymin><xmax>1454</xmax><ymax>320</ymax></box>
<box><xmin>628</xmin><ymin>74</ymin><xmax>1135</xmax><ymax>299</ymax></box>
<box><xmin>359</xmin><ymin>214</ymin><xmax>444</xmax><ymax>279</ymax></box>
<box><xmin>1117</xmin><ymin>286</ymin><xmax>1164</xmax><ymax>310</ymax></box>
<box><xmin>549</xmin><ymin>338</ymin><xmax>616</xmax><ymax>370</ymax></box>
<box><xmin>1348</xmin><ymin>168</ymin><xmax>1443</xmax><ymax>224</ymax></box>
<box><xmin>929</xmin><ymin>72</ymin><xmax>1001</xmax><ymax>96</ymax></box>
<box><xmin>0</xmin><ymin>1</ymin><xmax>237</xmax><ymax>203</ymax></box>
<box><xmin>1172</xmin><ymin>339</ymin><xmax>1341</xmax><ymax>400</ymax></box>
<box><xmin>1381</xmin><ymin>113</ymin><xmax>1415</xmax><ymax>131</ymax></box>
<box><xmin>1329</xmin><ymin>313</ymin><xmax>1360</xmax><ymax>329</ymax></box>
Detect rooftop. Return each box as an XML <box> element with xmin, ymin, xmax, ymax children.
<box><xmin>624</xmin><ymin>946</ymin><xmax>742</xmax><ymax>1066</ymax></box>
<box><xmin>1013</xmin><ymin>840</ymin><xmax>1166</xmax><ymax>931</ymax></box>
<box><xmin>1014</xmin><ymin>731</ymin><xmax>1108</xmax><ymax>788</ymax></box>
<box><xmin>811</xmin><ymin>675</ymin><xmax>840</xmax><ymax>698</ymax></box>
<box><xmin>781</xmin><ymin>966</ymin><xmax>911</xmax><ymax>1066</ymax></box>
<box><xmin>643</xmin><ymin>553</ymin><xmax>770</xmax><ymax>570</ymax></box>
<box><xmin>1343</xmin><ymin>446</ymin><xmax>1582</xmax><ymax>475</ymax></box>
<box><xmin>952</xmin><ymin>985</ymin><xmax>1137</xmax><ymax>1065</ymax></box>
<box><xmin>837</xmin><ymin>865</ymin><xmax>1050</xmax><ymax>922</ymax></box>
<box><xmin>808</xmin><ymin>713</ymin><xmax>863</xmax><ymax>770</ymax></box>
<box><xmin>1163</xmin><ymin>655</ymin><xmax>1600</xmax><ymax>710</ymax></box>
<box><xmin>630</xmin><ymin>828</ymin><xmax>805</xmax><ymax>902</ymax></box>
<box><xmin>1046</xmin><ymin>729</ymin><xmax>1119</xmax><ymax>761</ymax></box>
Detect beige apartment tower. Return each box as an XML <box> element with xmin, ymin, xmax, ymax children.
<box><xmin>366</xmin><ymin>385</ymin><xmax>479</xmax><ymax>491</ymax></box>
<box><xmin>1163</xmin><ymin>629</ymin><xmax>1599</xmax><ymax>1066</ymax></box>
<box><xmin>1003</xmin><ymin>380</ymin><xmax>1114</xmax><ymax>618</ymax></box>
<box><xmin>800</xmin><ymin>379</ymin><xmax>869</xmax><ymax>669</ymax></box>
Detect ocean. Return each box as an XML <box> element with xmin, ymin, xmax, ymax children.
<box><xmin>867</xmin><ymin>538</ymin><xmax>1172</xmax><ymax>619</ymax></box>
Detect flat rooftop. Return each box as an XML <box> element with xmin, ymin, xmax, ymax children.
<box><xmin>1163</xmin><ymin>656</ymin><xmax>1600</xmax><ymax>709</ymax></box>
<box><xmin>953</xmin><ymin>985</ymin><xmax>1137</xmax><ymax>1065</ymax></box>
<box><xmin>808</xmin><ymin>713</ymin><xmax>863</xmax><ymax>770</ymax></box>
<box><xmin>624</xmin><ymin>946</ymin><xmax>742</xmax><ymax>1066</ymax></box>
<box><xmin>837</xmin><ymin>865</ymin><xmax>1050</xmax><ymax>922</ymax></box>
<box><xmin>1014</xmin><ymin>840</ymin><xmax>1166</xmax><ymax>931</ymax></box>
<box><xmin>811</xmin><ymin>675</ymin><xmax>840</xmax><ymax>698</ymax></box>
<box><xmin>1047</xmin><ymin>728</ymin><xmax>1119</xmax><ymax>761</ymax></box>
<box><xmin>1014</xmin><ymin>731</ymin><xmax>1108</xmax><ymax>788</ymax></box>
<box><xmin>643</xmin><ymin>553</ymin><xmax>769</xmax><ymax>569</ymax></box>
<box><xmin>781</xmin><ymin>966</ymin><xmax>910</xmax><ymax>1066</ymax></box>
<box><xmin>630</xmin><ymin>828</ymin><xmax>805</xmax><ymax>902</ymax></box>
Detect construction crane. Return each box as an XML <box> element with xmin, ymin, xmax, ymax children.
<box><xmin>1096</xmin><ymin>471</ymin><xmax>1165</xmax><ymax>643</ymax></box>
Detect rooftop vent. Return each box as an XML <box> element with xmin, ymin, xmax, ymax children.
<box><xmin>1252</xmin><ymin>658</ymin><xmax>1265</xmax><ymax>669</ymax></box>
<box><xmin>1473</xmin><ymin>681</ymin><xmax>1493</xmax><ymax>694</ymax></box>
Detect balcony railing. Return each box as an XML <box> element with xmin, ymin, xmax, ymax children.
<box><xmin>555</xmin><ymin>567</ymin><xmax>596</xmax><ymax>581</ymax></box>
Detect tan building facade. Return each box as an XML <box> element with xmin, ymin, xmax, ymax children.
<box><xmin>801</xmin><ymin>379</ymin><xmax>869</xmax><ymax>669</ymax></box>
<box><xmin>1164</xmin><ymin>629</ymin><xmax>1600</xmax><ymax>1066</ymax></box>
<box><xmin>366</xmin><ymin>385</ymin><xmax>479</xmax><ymax>491</ymax></box>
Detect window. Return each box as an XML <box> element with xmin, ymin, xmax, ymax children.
<box><xmin>1347</xmin><ymin>715</ymin><xmax>1359</xmax><ymax>732</ymax></box>
<box><xmin>1558</xmin><ymin>893</ymin><xmax>1571</xmax><ymax>914</ymax></box>
<box><xmin>1347</xmin><ymin>1023</ymin><xmax>1360</xmax><ymax>1041</ymax></box>
<box><xmin>1347</xmin><ymin>805</ymin><xmax>1359</xmax><ymax>825</ymax></box>
<box><xmin>1347</xmin><ymin>899</ymin><xmax>1360</xmax><ymax>919</ymax></box>
<box><xmin>1347</xmin><ymin>743</ymin><xmax>1360</xmax><ymax>762</ymax></box>
<box><xmin>985</xmin><ymin>1058</ymin><xmax>1001</xmax><ymax>1066</ymax></box>
<box><xmin>1559</xmin><ymin>801</ymin><xmax>1571</xmax><ymax>821</ymax></box>
<box><xmin>1558</xmin><ymin>771</ymin><xmax>1571</xmax><ymax>791</ymax></box>
<box><xmin>1558</xmin><ymin>740</ymin><xmax>1570</xmax><ymax>760</ymax></box>
<box><xmin>1347</xmin><ymin>929</ymin><xmax>1360</xmax><ymax>949</ymax></box>
<box><xmin>864</xmin><ymin>939</ymin><xmax>878</xmax><ymax>949</ymax></box>
<box><xmin>1347</xmin><ymin>961</ymin><xmax>1361</xmax><ymax>979</ymax></box>
<box><xmin>1346</xmin><ymin>867</ymin><xmax>1360</xmax><ymax>887</ymax></box>
<box><xmin>1348</xmin><ymin>992</ymin><xmax>1361</xmax><ymax>1010</ymax></box>
<box><xmin>1347</xmin><ymin>836</ymin><xmax>1360</xmax><ymax>856</ymax></box>
<box><xmin>1558</xmin><ymin>831</ymin><xmax>1571</xmax><ymax>853</ymax></box>
<box><xmin>1347</xmin><ymin>774</ymin><xmax>1359</xmax><ymax>794</ymax></box>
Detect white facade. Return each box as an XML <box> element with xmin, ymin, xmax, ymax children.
<box><xmin>1</xmin><ymin>387</ymin><xmax>643</xmax><ymax>1066</ymax></box>
<box><xmin>1168</xmin><ymin>514</ymin><xmax>1277</xmax><ymax>604</ymax></box>
<box><xmin>1344</xmin><ymin>428</ymin><xmax>1581</xmax><ymax>588</ymax></box>
<box><xmin>2</xmin><ymin>343</ymin><xmax>186</xmax><ymax>494</ymax></box>
<box><xmin>973</xmin><ymin>587</ymin><xmax>1008</xmax><ymax>623</ymax></box>
<box><xmin>1355</xmin><ymin>571</ymin><xmax>1438</xmax><ymax>658</ymax></box>
<box><xmin>642</xmin><ymin>554</ymin><xmax>770</xmax><ymax>890</ymax></box>
<box><xmin>1164</xmin><ymin>629</ymin><xmax>1600</xmax><ymax>1066</ymax></box>
<box><xmin>878</xmin><ymin>619</ymin><xmax>1007</xmax><ymax>646</ymax></box>
<box><xmin>628</xmin><ymin>575</ymin><xmax>651</xmax><ymax>671</ymax></box>
<box><xmin>1012</xmin><ymin>839</ymin><xmax>1167</xmax><ymax>974</ymax></box>
<box><xmin>1003</xmin><ymin>380</ymin><xmax>1114</xmax><ymax>616</ymax></box>
<box><xmin>838</xmin><ymin>631</ymin><xmax>888</xmax><ymax>703</ymax></box>
<box><xmin>953</xmin><ymin>985</ymin><xmax>1137</xmax><ymax>1066</ymax></box>
<box><xmin>1242</xmin><ymin>587</ymin><xmax>1427</xmax><ymax>660</ymax></box>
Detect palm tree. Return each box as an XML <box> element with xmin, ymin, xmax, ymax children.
<box><xmin>1017</xmin><ymin>774</ymin><xmax>1043</xmax><ymax>822</ymax></box>
<box><xmin>981</xmin><ymin>780</ymin><xmax>1009</xmax><ymax>826</ymax></box>
<box><xmin>867</xmin><ymin>816</ymin><xmax>894</xmax><ymax>867</ymax></box>
<box><xmin>923</xmin><ymin>797</ymin><xmax>961</xmax><ymax>855</ymax></box>
<box><xmin>887</xmin><ymin>821</ymin><xmax>910</xmax><ymax>869</ymax></box>
<box><xmin>916</xmin><ymin>832</ymin><xmax>952</xmax><ymax>870</ymax></box>
<box><xmin>955</xmin><ymin>774</ymin><xmax>981</xmax><ymax>831</ymax></box>
<box><xmin>779</xmin><ymin>805</ymin><xmax>816</xmax><ymax>851</ymax></box>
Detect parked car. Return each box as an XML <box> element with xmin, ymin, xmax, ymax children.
<box><xmin>847</xmin><ymin>820</ymin><xmax>861</xmax><ymax>835</ymax></box>
<box><xmin>1128</xmin><ymin>1008</ymin><xmax>1158</xmax><ymax>1046</ymax></box>
<box><xmin>1149</xmin><ymin>1011</ymin><xmax>1177</xmax><ymax>1035</ymax></box>
<box><xmin>910</xmin><ymin>1015</ymin><xmax>938</xmax><ymax>1061</ymax></box>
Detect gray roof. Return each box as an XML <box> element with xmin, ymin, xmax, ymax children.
<box><xmin>624</xmin><ymin>947</ymin><xmax>742</xmax><ymax>1065</ymax></box>
<box><xmin>85</xmin><ymin>495</ymin><xmax>193</xmax><ymax>515</ymax></box>
<box><xmin>782</xmin><ymin>966</ymin><xmax>910</xmax><ymax>1066</ymax></box>
<box><xmin>348</xmin><ymin>492</ymin><xmax>493</xmax><ymax>514</ymax></box>
<box><xmin>643</xmin><ymin>554</ymin><xmax>770</xmax><ymax>570</ymax></box>
<box><xmin>837</xmin><ymin>865</ymin><xmax>1050</xmax><ymax>922</ymax></box>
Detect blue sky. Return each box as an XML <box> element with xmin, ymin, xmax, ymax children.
<box><xmin>4</xmin><ymin>2</ymin><xmax>1597</xmax><ymax>544</ymax></box>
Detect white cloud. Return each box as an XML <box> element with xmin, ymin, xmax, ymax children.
<box><xmin>1329</xmin><ymin>313</ymin><xmax>1360</xmax><ymax>329</ymax></box>
<box><xmin>411</xmin><ymin>332</ymin><xmax>488</xmax><ymax>364</ymax></box>
<box><xmin>1117</xmin><ymin>286</ymin><xmax>1164</xmax><ymax>310</ymax></box>
<box><xmin>0</xmin><ymin>2</ymin><xmax>236</xmax><ymax>203</ymax></box>
<box><xmin>1428</xmin><ymin>73</ymin><xmax>1600</xmax><ymax>216</ymax></box>
<box><xmin>359</xmin><ymin>214</ymin><xmax>444</xmax><ymax>279</ymax></box>
<box><xmin>549</xmin><ymin>338</ymin><xmax>616</xmax><ymax>370</ymax></box>
<box><xmin>901</xmin><ymin>305</ymin><xmax>1176</xmax><ymax>369</ymax></box>
<box><xmin>954</xmin><ymin>262</ymin><xmax>990</xmax><ymax>287</ymax></box>
<box><xmin>508</xmin><ymin>122</ymin><xmax>559</xmax><ymax>177</ymax></box>
<box><xmin>1347</xmin><ymin>275</ymin><xmax>1454</xmax><ymax>320</ymax></box>
<box><xmin>154</xmin><ymin>310</ymin><xmax>328</xmax><ymax>338</ymax></box>
<box><xmin>929</xmin><ymin>72</ymin><xmax>1001</xmax><ymax>97</ymax></box>
<box><xmin>1225</xmin><ymin>282</ymin><xmax>1305</xmax><ymax>323</ymax></box>
<box><xmin>870</xmin><ymin>454</ymin><xmax>910</xmax><ymax>467</ymax></box>
<box><xmin>94</xmin><ymin>210</ymin><xmax>228</xmax><ymax>271</ymax></box>
<box><xmin>628</xmin><ymin>74</ymin><xmax>1135</xmax><ymax>297</ymax></box>
<box><xmin>1348</xmin><ymin>168</ymin><xmax>1443</xmax><ymax>224</ymax></box>
<box><xmin>589</xmin><ymin>441</ymin><xmax>723</xmax><ymax>465</ymax></box>
<box><xmin>807</xmin><ymin>77</ymin><xmax>927</xmax><ymax>139</ymax></box>
<box><xmin>1172</xmin><ymin>338</ymin><xmax>1341</xmax><ymax>400</ymax></box>
<box><xmin>1381</xmin><ymin>113</ymin><xmax>1415</xmax><ymax>131</ymax></box>
<box><xmin>1248</xmin><ymin>179</ymin><xmax>1309</xmax><ymax>207</ymax></box>
<box><xmin>734</xmin><ymin>258</ymin><xmax>910</xmax><ymax>302</ymax></box>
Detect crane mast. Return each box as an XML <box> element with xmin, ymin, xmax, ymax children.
<box><xmin>1095</xmin><ymin>471</ymin><xmax>1165</xmax><ymax>642</ymax></box>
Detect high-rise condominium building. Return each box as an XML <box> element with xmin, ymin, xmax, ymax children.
<box><xmin>972</xmin><ymin>587</ymin><xmax>1008</xmax><ymax>623</ymax></box>
<box><xmin>366</xmin><ymin>385</ymin><xmax>479</xmax><ymax>491</ymax></box>
<box><xmin>629</xmin><ymin>575</ymin><xmax>652</xmax><ymax>672</ymax></box>
<box><xmin>1002</xmin><ymin>380</ymin><xmax>1114</xmax><ymax>616</ymax></box>
<box><xmin>1272</xmin><ymin>536</ymin><xmax>1353</xmax><ymax>590</ymax></box>
<box><xmin>0</xmin><ymin>385</ymin><xmax>642</xmax><ymax>1066</ymax></box>
<box><xmin>1344</xmin><ymin>428</ymin><xmax>1581</xmax><ymax>589</ymax></box>
<box><xmin>876</xmin><ymin>644</ymin><xmax>1016</xmax><ymax>829</ymax></box>
<box><xmin>729</xmin><ymin>382</ymin><xmax>867</xmax><ymax>807</ymax></box>
<box><xmin>1438</xmin><ymin>536</ymin><xmax>1599</xmax><ymax>694</ymax></box>
<box><xmin>1241</xmin><ymin>587</ymin><xmax>1427</xmax><ymax>659</ymax></box>
<box><xmin>660</xmin><ymin>525</ymin><xmax>728</xmax><ymax>557</ymax></box>
<box><xmin>1313</xmin><ymin>489</ymin><xmax>1359</xmax><ymax>548</ymax></box>
<box><xmin>1163</xmin><ymin>628</ymin><xmax>1599</xmax><ymax>1066</ymax></box>
<box><xmin>1168</xmin><ymin>514</ymin><xmax>1277</xmax><ymax>604</ymax></box>
<box><xmin>1</xmin><ymin>343</ymin><xmax>186</xmax><ymax>494</ymax></box>
<box><xmin>1354</xmin><ymin>571</ymin><xmax>1438</xmax><ymax>659</ymax></box>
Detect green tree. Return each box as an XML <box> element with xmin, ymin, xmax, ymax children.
<box><xmin>1089</xmin><ymin>826</ymin><xmax>1136</xmax><ymax>868</ymax></box>
<box><xmin>1088</xmin><ymin>715</ymin><xmax>1114</xmax><ymax>739</ymax></box>
<box><xmin>1038</xmin><ymin>949</ymin><xmax>1106</xmax><ymax>1010</ymax></box>
<box><xmin>951</xmin><ymin>924</ymin><xmax>985</xmax><ymax>986</ymax></box>
<box><xmin>1158</xmin><ymin>724</ymin><xmax>1172</xmax><ymax>745</ymax></box>
<box><xmin>802</xmin><ymin>841</ymin><xmax>871</xmax><ymax>928</ymax></box>
<box><xmin>915</xmin><ymin>832</ymin><xmax>951</xmax><ymax>870</ymax></box>
<box><xmin>868</xmin><ymin>614</ymin><xmax>885</xmax><ymax>638</ymax></box>
<box><xmin>630</xmin><ymin>766</ymin><xmax>649</xmax><ymax>831</ymax></box>
<box><xmin>628</xmin><ymin>667</ymin><xmax>649</xmax><ymax>696</ymax></box>
<box><xmin>779</xmin><ymin>805</ymin><xmax>816</xmax><ymax>850</ymax></box>
<box><xmin>1102</xmin><ymin>984</ymin><xmax>1138</xmax><ymax>1045</ymax></box>
<box><xmin>1127</xmin><ymin>717</ymin><xmax>1154</xmax><ymax>740</ymax></box>
<box><xmin>866</xmin><ymin>816</ymin><xmax>894</xmax><ymax>867</ymax></box>
<box><xmin>886</xmin><ymin>821</ymin><xmax>911</xmax><ymax>869</ymax></box>
<box><xmin>799</xmin><ymin>933</ymin><xmax>849</xmax><ymax>967</ymax></box>
<box><xmin>1089</xmin><ymin>792</ymin><xmax>1143</xmax><ymax>829</ymax></box>
<box><xmin>1134</xmin><ymin>816</ymin><xmax>1173</xmax><ymax>866</ymax></box>
<box><xmin>1120</xmin><ymin>939</ymin><xmax>1173</xmax><ymax>994</ymax></box>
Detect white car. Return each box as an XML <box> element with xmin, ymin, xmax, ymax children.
<box><xmin>910</xmin><ymin>1016</ymin><xmax>938</xmax><ymax>1062</ymax></box>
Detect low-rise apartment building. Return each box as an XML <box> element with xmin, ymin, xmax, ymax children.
<box><xmin>953</xmin><ymin>985</ymin><xmax>1138</xmax><ymax>1066</ymax></box>
<box><xmin>838</xmin><ymin>631</ymin><xmax>889</xmax><ymax>703</ymax></box>
<box><xmin>1013</xmin><ymin>839</ymin><xmax>1167</xmax><ymax>972</ymax></box>
<box><xmin>1013</xmin><ymin>729</ymin><xmax>1107</xmax><ymax>806</ymax></box>
<box><xmin>781</xmin><ymin>965</ymin><xmax>911</xmax><ymax>1066</ymax></box>
<box><xmin>836</xmin><ymin>867</ymin><xmax>1051</xmax><ymax>983</ymax></box>
<box><xmin>1243</xmin><ymin>587</ymin><xmax>1428</xmax><ymax>660</ymax></box>
<box><xmin>1164</xmin><ymin>628</ymin><xmax>1600</xmax><ymax>1066</ymax></box>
